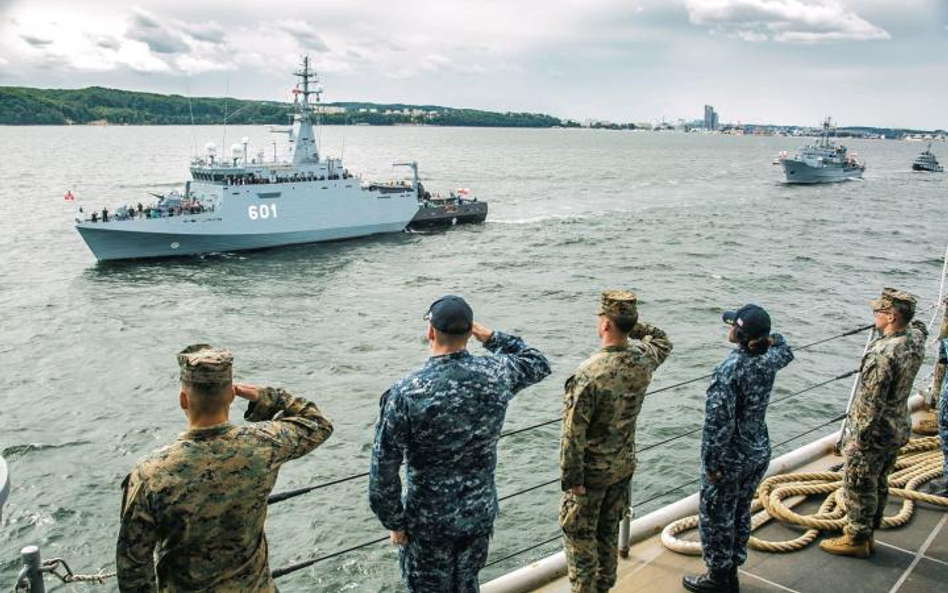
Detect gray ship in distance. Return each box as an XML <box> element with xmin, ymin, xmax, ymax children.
<box><xmin>777</xmin><ymin>118</ymin><xmax>866</xmax><ymax>184</ymax></box>
<box><xmin>75</xmin><ymin>57</ymin><xmax>470</xmax><ymax>262</ymax></box>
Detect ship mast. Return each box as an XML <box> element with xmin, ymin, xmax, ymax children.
<box><xmin>292</xmin><ymin>56</ymin><xmax>321</xmax><ymax>165</ymax></box>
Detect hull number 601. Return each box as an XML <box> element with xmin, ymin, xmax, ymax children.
<box><xmin>248</xmin><ymin>204</ymin><xmax>278</xmax><ymax>220</ymax></box>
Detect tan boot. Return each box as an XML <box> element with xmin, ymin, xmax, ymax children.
<box><xmin>820</xmin><ymin>534</ymin><xmax>871</xmax><ymax>559</ymax></box>
<box><xmin>869</xmin><ymin>533</ymin><xmax>875</xmax><ymax>554</ymax></box>
<box><xmin>913</xmin><ymin>412</ymin><xmax>939</xmax><ymax>436</ymax></box>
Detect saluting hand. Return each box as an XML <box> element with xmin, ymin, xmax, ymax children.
<box><xmin>233</xmin><ymin>383</ymin><xmax>260</xmax><ymax>402</ymax></box>
<box><xmin>390</xmin><ymin>530</ymin><xmax>408</xmax><ymax>546</ymax></box>
<box><xmin>471</xmin><ymin>322</ymin><xmax>493</xmax><ymax>344</ymax></box>
<box><xmin>568</xmin><ymin>485</ymin><xmax>586</xmax><ymax>496</ymax></box>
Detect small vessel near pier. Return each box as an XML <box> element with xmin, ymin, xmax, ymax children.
<box><xmin>778</xmin><ymin>118</ymin><xmax>865</xmax><ymax>184</ymax></box>
<box><xmin>74</xmin><ymin>58</ymin><xmax>431</xmax><ymax>261</ymax></box>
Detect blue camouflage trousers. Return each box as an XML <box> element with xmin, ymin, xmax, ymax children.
<box><xmin>939</xmin><ymin>387</ymin><xmax>948</xmax><ymax>480</ymax></box>
<box><xmin>398</xmin><ymin>531</ymin><xmax>491</xmax><ymax>593</ymax></box>
<box><xmin>698</xmin><ymin>460</ymin><xmax>769</xmax><ymax>574</ymax></box>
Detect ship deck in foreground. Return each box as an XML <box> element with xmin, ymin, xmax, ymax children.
<box><xmin>485</xmin><ymin>402</ymin><xmax>946</xmax><ymax>593</ymax></box>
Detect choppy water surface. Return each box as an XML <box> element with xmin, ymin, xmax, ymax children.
<box><xmin>0</xmin><ymin>126</ymin><xmax>944</xmax><ymax>591</ymax></box>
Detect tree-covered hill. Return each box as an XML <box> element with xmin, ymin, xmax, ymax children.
<box><xmin>0</xmin><ymin>86</ymin><xmax>570</xmax><ymax>127</ymax></box>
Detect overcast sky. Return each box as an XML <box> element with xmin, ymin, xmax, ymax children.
<box><xmin>1</xmin><ymin>0</ymin><xmax>945</xmax><ymax>128</ymax></box>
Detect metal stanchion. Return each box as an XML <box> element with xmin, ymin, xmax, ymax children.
<box><xmin>18</xmin><ymin>546</ymin><xmax>46</xmax><ymax>593</ymax></box>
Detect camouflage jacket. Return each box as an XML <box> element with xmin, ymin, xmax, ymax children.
<box><xmin>369</xmin><ymin>331</ymin><xmax>551</xmax><ymax>540</ymax></box>
<box><xmin>701</xmin><ymin>334</ymin><xmax>793</xmax><ymax>474</ymax></box>
<box><xmin>844</xmin><ymin>321</ymin><xmax>928</xmax><ymax>454</ymax></box>
<box><xmin>116</xmin><ymin>388</ymin><xmax>333</xmax><ymax>593</ymax></box>
<box><xmin>559</xmin><ymin>323</ymin><xmax>673</xmax><ymax>490</ymax></box>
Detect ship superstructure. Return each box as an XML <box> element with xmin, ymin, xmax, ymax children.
<box><xmin>75</xmin><ymin>57</ymin><xmax>419</xmax><ymax>261</ymax></box>
<box><xmin>778</xmin><ymin>118</ymin><xmax>865</xmax><ymax>184</ymax></box>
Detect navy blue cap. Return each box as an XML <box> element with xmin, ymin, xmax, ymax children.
<box><xmin>723</xmin><ymin>304</ymin><xmax>771</xmax><ymax>339</ymax></box>
<box><xmin>425</xmin><ymin>295</ymin><xmax>473</xmax><ymax>335</ymax></box>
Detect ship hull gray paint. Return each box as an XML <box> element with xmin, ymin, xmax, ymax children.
<box><xmin>76</xmin><ymin>221</ymin><xmax>408</xmax><ymax>261</ymax></box>
<box><xmin>780</xmin><ymin>159</ymin><xmax>864</xmax><ymax>184</ymax></box>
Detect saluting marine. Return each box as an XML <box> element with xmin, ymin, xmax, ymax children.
<box><xmin>369</xmin><ymin>295</ymin><xmax>551</xmax><ymax>592</ymax></box>
<box><xmin>683</xmin><ymin>304</ymin><xmax>793</xmax><ymax>593</ymax></box>
<box><xmin>559</xmin><ymin>290</ymin><xmax>672</xmax><ymax>593</ymax></box>
<box><xmin>116</xmin><ymin>344</ymin><xmax>333</xmax><ymax>592</ymax></box>
<box><xmin>821</xmin><ymin>288</ymin><xmax>928</xmax><ymax>558</ymax></box>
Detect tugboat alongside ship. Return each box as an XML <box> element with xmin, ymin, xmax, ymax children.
<box><xmin>73</xmin><ymin>57</ymin><xmax>487</xmax><ymax>262</ymax></box>
<box><xmin>777</xmin><ymin>118</ymin><xmax>865</xmax><ymax>184</ymax></box>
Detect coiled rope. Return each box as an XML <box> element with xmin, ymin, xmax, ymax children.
<box><xmin>661</xmin><ymin>437</ymin><xmax>948</xmax><ymax>555</ymax></box>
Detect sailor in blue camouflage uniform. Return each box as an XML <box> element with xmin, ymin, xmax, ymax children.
<box><xmin>369</xmin><ymin>295</ymin><xmax>551</xmax><ymax>592</ymax></box>
<box><xmin>683</xmin><ymin>305</ymin><xmax>793</xmax><ymax>593</ymax></box>
<box><xmin>922</xmin><ymin>336</ymin><xmax>948</xmax><ymax>497</ymax></box>
<box><xmin>937</xmin><ymin>337</ymin><xmax>948</xmax><ymax>496</ymax></box>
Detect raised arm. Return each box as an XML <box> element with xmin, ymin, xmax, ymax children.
<box><xmin>764</xmin><ymin>333</ymin><xmax>794</xmax><ymax>370</ymax></box>
<box><xmin>116</xmin><ymin>471</ymin><xmax>159</xmax><ymax>593</ymax></box>
<box><xmin>369</xmin><ymin>388</ymin><xmax>409</xmax><ymax>532</ymax></box>
<box><xmin>631</xmin><ymin>322</ymin><xmax>673</xmax><ymax>368</ymax></box>
<box><xmin>477</xmin><ymin>326</ymin><xmax>551</xmax><ymax>394</ymax></box>
<box><xmin>241</xmin><ymin>385</ymin><xmax>334</xmax><ymax>467</ymax></box>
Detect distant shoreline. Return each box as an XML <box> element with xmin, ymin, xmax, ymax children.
<box><xmin>1</xmin><ymin>85</ymin><xmax>945</xmax><ymax>138</ymax></box>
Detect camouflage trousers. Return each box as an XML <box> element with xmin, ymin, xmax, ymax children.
<box><xmin>842</xmin><ymin>446</ymin><xmax>899</xmax><ymax>540</ymax></box>
<box><xmin>698</xmin><ymin>460</ymin><xmax>768</xmax><ymax>573</ymax></box>
<box><xmin>560</xmin><ymin>478</ymin><xmax>630</xmax><ymax>593</ymax></box>
<box><xmin>397</xmin><ymin>531</ymin><xmax>490</xmax><ymax>593</ymax></box>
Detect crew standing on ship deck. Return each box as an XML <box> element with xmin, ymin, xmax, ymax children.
<box><xmin>683</xmin><ymin>305</ymin><xmax>793</xmax><ymax>593</ymax></box>
<box><xmin>369</xmin><ymin>295</ymin><xmax>551</xmax><ymax>592</ymax></box>
<box><xmin>922</xmin><ymin>336</ymin><xmax>948</xmax><ymax>497</ymax></box>
<box><xmin>821</xmin><ymin>288</ymin><xmax>928</xmax><ymax>558</ymax></box>
<box><xmin>559</xmin><ymin>290</ymin><xmax>672</xmax><ymax>593</ymax></box>
<box><xmin>116</xmin><ymin>344</ymin><xmax>334</xmax><ymax>592</ymax></box>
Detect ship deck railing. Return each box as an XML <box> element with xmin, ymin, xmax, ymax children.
<box><xmin>8</xmin><ymin>295</ymin><xmax>948</xmax><ymax>592</ymax></box>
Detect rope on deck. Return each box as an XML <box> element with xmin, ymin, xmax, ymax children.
<box><xmin>661</xmin><ymin>437</ymin><xmax>948</xmax><ymax>555</ymax></box>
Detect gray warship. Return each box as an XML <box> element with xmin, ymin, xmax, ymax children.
<box><xmin>778</xmin><ymin>118</ymin><xmax>865</xmax><ymax>184</ymax></box>
<box><xmin>75</xmin><ymin>57</ymin><xmax>422</xmax><ymax>261</ymax></box>
<box><xmin>913</xmin><ymin>142</ymin><xmax>944</xmax><ymax>172</ymax></box>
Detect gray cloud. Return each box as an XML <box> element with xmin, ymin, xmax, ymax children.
<box><xmin>93</xmin><ymin>35</ymin><xmax>121</xmax><ymax>50</ymax></box>
<box><xmin>127</xmin><ymin>9</ymin><xmax>189</xmax><ymax>54</ymax></box>
<box><xmin>684</xmin><ymin>0</ymin><xmax>890</xmax><ymax>43</ymax></box>
<box><xmin>277</xmin><ymin>20</ymin><xmax>330</xmax><ymax>52</ymax></box>
<box><xmin>182</xmin><ymin>22</ymin><xmax>225</xmax><ymax>44</ymax></box>
<box><xmin>21</xmin><ymin>34</ymin><xmax>53</xmax><ymax>47</ymax></box>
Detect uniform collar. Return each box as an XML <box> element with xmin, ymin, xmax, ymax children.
<box><xmin>181</xmin><ymin>422</ymin><xmax>234</xmax><ymax>440</ymax></box>
<box><xmin>425</xmin><ymin>349</ymin><xmax>471</xmax><ymax>366</ymax></box>
<box><xmin>601</xmin><ymin>344</ymin><xmax>629</xmax><ymax>353</ymax></box>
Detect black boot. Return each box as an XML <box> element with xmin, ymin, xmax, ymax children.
<box><xmin>728</xmin><ymin>567</ymin><xmax>740</xmax><ymax>593</ymax></box>
<box><xmin>682</xmin><ymin>569</ymin><xmax>738</xmax><ymax>593</ymax></box>
<box><xmin>921</xmin><ymin>477</ymin><xmax>948</xmax><ymax>497</ymax></box>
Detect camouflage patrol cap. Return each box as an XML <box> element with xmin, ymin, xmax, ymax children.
<box><xmin>177</xmin><ymin>343</ymin><xmax>233</xmax><ymax>384</ymax></box>
<box><xmin>870</xmin><ymin>287</ymin><xmax>917</xmax><ymax>317</ymax></box>
<box><xmin>596</xmin><ymin>290</ymin><xmax>638</xmax><ymax>319</ymax></box>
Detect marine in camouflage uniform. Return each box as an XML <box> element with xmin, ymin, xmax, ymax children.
<box><xmin>822</xmin><ymin>289</ymin><xmax>928</xmax><ymax>556</ymax></box>
<box><xmin>559</xmin><ymin>290</ymin><xmax>672</xmax><ymax>593</ymax></box>
<box><xmin>684</xmin><ymin>304</ymin><xmax>793</xmax><ymax>593</ymax></box>
<box><xmin>116</xmin><ymin>344</ymin><xmax>334</xmax><ymax>592</ymax></box>
<box><xmin>369</xmin><ymin>295</ymin><xmax>551</xmax><ymax>593</ymax></box>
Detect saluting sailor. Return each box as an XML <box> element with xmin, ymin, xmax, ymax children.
<box><xmin>369</xmin><ymin>295</ymin><xmax>551</xmax><ymax>592</ymax></box>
